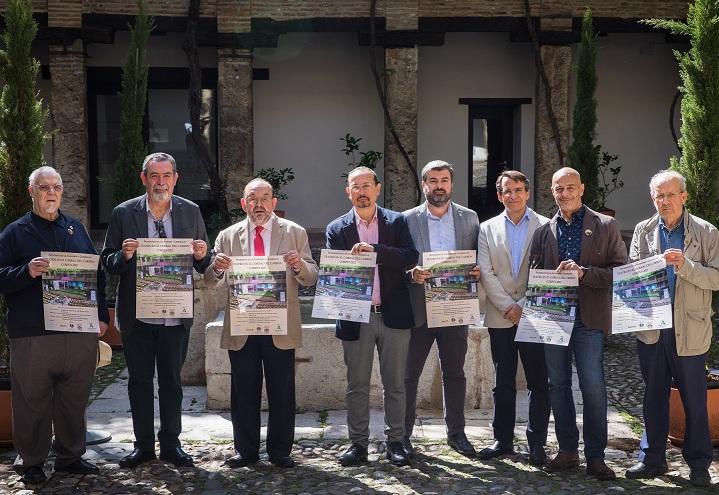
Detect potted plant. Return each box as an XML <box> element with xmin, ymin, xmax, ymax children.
<box><xmin>595</xmin><ymin>151</ymin><xmax>624</xmax><ymax>217</ymax></box>
<box><xmin>339</xmin><ymin>132</ymin><xmax>383</xmax><ymax>178</ymax></box>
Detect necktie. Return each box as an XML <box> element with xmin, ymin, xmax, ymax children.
<box><xmin>254</xmin><ymin>225</ymin><xmax>265</xmax><ymax>256</ymax></box>
<box><xmin>154</xmin><ymin>220</ymin><xmax>167</xmax><ymax>238</ymax></box>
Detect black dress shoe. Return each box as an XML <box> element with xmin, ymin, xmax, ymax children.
<box><xmin>55</xmin><ymin>458</ymin><xmax>100</xmax><ymax>475</ymax></box>
<box><xmin>689</xmin><ymin>467</ymin><xmax>711</xmax><ymax>487</ymax></box>
<box><xmin>20</xmin><ymin>465</ymin><xmax>46</xmax><ymax>484</ymax></box>
<box><xmin>401</xmin><ymin>437</ymin><xmax>414</xmax><ymax>459</ymax></box>
<box><xmin>338</xmin><ymin>444</ymin><xmax>368</xmax><ymax>466</ymax></box>
<box><xmin>625</xmin><ymin>461</ymin><xmax>668</xmax><ymax>480</ymax></box>
<box><xmin>447</xmin><ymin>432</ymin><xmax>477</xmax><ymax>457</ymax></box>
<box><xmin>269</xmin><ymin>456</ymin><xmax>295</xmax><ymax>468</ymax></box>
<box><xmin>477</xmin><ymin>440</ymin><xmax>514</xmax><ymax>460</ymax></box>
<box><xmin>119</xmin><ymin>448</ymin><xmax>156</xmax><ymax>468</ymax></box>
<box><xmin>225</xmin><ymin>453</ymin><xmax>260</xmax><ymax>468</ymax></box>
<box><xmin>386</xmin><ymin>441</ymin><xmax>410</xmax><ymax>466</ymax></box>
<box><xmin>159</xmin><ymin>446</ymin><xmax>194</xmax><ymax>467</ymax></box>
<box><xmin>528</xmin><ymin>446</ymin><xmax>547</xmax><ymax>467</ymax></box>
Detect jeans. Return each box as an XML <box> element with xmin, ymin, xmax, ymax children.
<box><xmin>543</xmin><ymin>319</ymin><xmax>607</xmax><ymax>460</ymax></box>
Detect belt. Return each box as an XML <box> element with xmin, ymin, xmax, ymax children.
<box><xmin>371</xmin><ymin>304</ymin><xmax>382</xmax><ymax>313</ymax></box>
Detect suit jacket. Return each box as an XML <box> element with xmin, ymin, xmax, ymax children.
<box><xmin>478</xmin><ymin>208</ymin><xmax>549</xmax><ymax>328</ymax></box>
<box><xmin>101</xmin><ymin>195</ymin><xmax>211</xmax><ymax>335</ymax></box>
<box><xmin>403</xmin><ymin>202</ymin><xmax>479</xmax><ymax>328</ymax></box>
<box><xmin>326</xmin><ymin>206</ymin><xmax>418</xmax><ymax>340</ymax></box>
<box><xmin>630</xmin><ymin>209</ymin><xmax>719</xmax><ymax>356</ymax></box>
<box><xmin>529</xmin><ymin>205</ymin><xmax>627</xmax><ymax>334</ymax></box>
<box><xmin>204</xmin><ymin>215</ymin><xmax>318</xmax><ymax>351</ymax></box>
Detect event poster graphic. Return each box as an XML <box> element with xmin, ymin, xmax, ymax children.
<box><xmin>135</xmin><ymin>238</ymin><xmax>194</xmax><ymax>319</ymax></box>
<box><xmin>423</xmin><ymin>250</ymin><xmax>480</xmax><ymax>328</ymax></box>
<box><xmin>228</xmin><ymin>256</ymin><xmax>288</xmax><ymax>335</ymax></box>
<box><xmin>515</xmin><ymin>269</ymin><xmax>579</xmax><ymax>346</ymax></box>
<box><xmin>41</xmin><ymin>251</ymin><xmax>101</xmax><ymax>332</ymax></box>
<box><xmin>312</xmin><ymin>249</ymin><xmax>377</xmax><ymax>323</ymax></box>
<box><xmin>612</xmin><ymin>255</ymin><xmax>672</xmax><ymax>334</ymax></box>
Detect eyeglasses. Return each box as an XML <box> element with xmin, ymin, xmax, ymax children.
<box><xmin>34</xmin><ymin>184</ymin><xmax>63</xmax><ymax>193</ymax></box>
<box><xmin>653</xmin><ymin>192</ymin><xmax>681</xmax><ymax>202</ymax></box>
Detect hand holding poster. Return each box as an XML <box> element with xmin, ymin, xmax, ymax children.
<box><xmin>41</xmin><ymin>251</ymin><xmax>101</xmax><ymax>333</ymax></box>
<box><xmin>229</xmin><ymin>255</ymin><xmax>288</xmax><ymax>335</ymax></box>
<box><xmin>135</xmin><ymin>238</ymin><xmax>194</xmax><ymax>319</ymax></box>
<box><xmin>612</xmin><ymin>254</ymin><xmax>672</xmax><ymax>334</ymax></box>
<box><xmin>422</xmin><ymin>250</ymin><xmax>480</xmax><ymax>328</ymax></box>
<box><xmin>312</xmin><ymin>249</ymin><xmax>377</xmax><ymax>323</ymax></box>
<box><xmin>515</xmin><ymin>269</ymin><xmax>579</xmax><ymax>346</ymax></box>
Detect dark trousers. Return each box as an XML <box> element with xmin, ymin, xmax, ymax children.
<box><xmin>404</xmin><ymin>324</ymin><xmax>468</xmax><ymax>437</ymax></box>
<box><xmin>122</xmin><ymin>321</ymin><xmax>190</xmax><ymax>451</ymax></box>
<box><xmin>10</xmin><ymin>333</ymin><xmax>97</xmax><ymax>471</ymax></box>
<box><xmin>228</xmin><ymin>335</ymin><xmax>295</xmax><ymax>459</ymax></box>
<box><xmin>637</xmin><ymin>328</ymin><xmax>712</xmax><ymax>469</ymax></box>
<box><xmin>488</xmin><ymin>326</ymin><xmax>550</xmax><ymax>447</ymax></box>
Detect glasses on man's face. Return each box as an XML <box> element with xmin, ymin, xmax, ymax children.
<box><xmin>653</xmin><ymin>192</ymin><xmax>680</xmax><ymax>203</ymax></box>
<box><xmin>35</xmin><ymin>184</ymin><xmax>63</xmax><ymax>193</ymax></box>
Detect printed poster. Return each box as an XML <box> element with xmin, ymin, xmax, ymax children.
<box><xmin>228</xmin><ymin>256</ymin><xmax>288</xmax><ymax>335</ymax></box>
<box><xmin>423</xmin><ymin>250</ymin><xmax>480</xmax><ymax>328</ymax></box>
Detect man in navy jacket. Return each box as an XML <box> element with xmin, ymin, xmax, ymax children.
<box><xmin>326</xmin><ymin>166</ymin><xmax>418</xmax><ymax>467</ymax></box>
<box><xmin>0</xmin><ymin>166</ymin><xmax>109</xmax><ymax>484</ymax></box>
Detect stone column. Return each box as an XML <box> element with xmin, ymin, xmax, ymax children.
<box><xmin>49</xmin><ymin>40</ymin><xmax>89</xmax><ymax>225</ymax></box>
<box><xmin>533</xmin><ymin>45</ymin><xmax>571</xmax><ymax>216</ymax></box>
<box><xmin>218</xmin><ymin>48</ymin><xmax>254</xmax><ymax>210</ymax></box>
<box><xmin>383</xmin><ymin>47</ymin><xmax>418</xmax><ymax>211</ymax></box>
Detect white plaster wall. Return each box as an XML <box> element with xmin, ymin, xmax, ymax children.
<box><xmin>253</xmin><ymin>33</ymin><xmax>384</xmax><ymax>230</ymax></box>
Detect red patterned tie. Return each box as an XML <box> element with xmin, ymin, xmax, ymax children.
<box><xmin>254</xmin><ymin>225</ymin><xmax>265</xmax><ymax>256</ymax></box>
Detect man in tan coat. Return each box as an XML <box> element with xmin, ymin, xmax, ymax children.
<box><xmin>206</xmin><ymin>178</ymin><xmax>318</xmax><ymax>468</ymax></box>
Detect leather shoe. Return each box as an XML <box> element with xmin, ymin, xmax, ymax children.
<box><xmin>269</xmin><ymin>456</ymin><xmax>295</xmax><ymax>468</ymax></box>
<box><xmin>586</xmin><ymin>459</ymin><xmax>616</xmax><ymax>481</ymax></box>
<box><xmin>55</xmin><ymin>458</ymin><xmax>99</xmax><ymax>475</ymax></box>
<box><xmin>401</xmin><ymin>437</ymin><xmax>414</xmax><ymax>459</ymax></box>
<box><xmin>477</xmin><ymin>440</ymin><xmax>514</xmax><ymax>460</ymax></box>
<box><xmin>119</xmin><ymin>448</ymin><xmax>156</xmax><ymax>468</ymax></box>
<box><xmin>544</xmin><ymin>451</ymin><xmax>579</xmax><ymax>472</ymax></box>
<box><xmin>447</xmin><ymin>432</ymin><xmax>476</xmax><ymax>457</ymax></box>
<box><xmin>338</xmin><ymin>444</ymin><xmax>368</xmax><ymax>466</ymax></box>
<box><xmin>20</xmin><ymin>465</ymin><xmax>46</xmax><ymax>484</ymax></box>
<box><xmin>225</xmin><ymin>453</ymin><xmax>260</xmax><ymax>468</ymax></box>
<box><xmin>386</xmin><ymin>441</ymin><xmax>410</xmax><ymax>466</ymax></box>
<box><xmin>624</xmin><ymin>461</ymin><xmax>668</xmax><ymax>480</ymax></box>
<box><xmin>159</xmin><ymin>446</ymin><xmax>194</xmax><ymax>467</ymax></box>
<box><xmin>528</xmin><ymin>446</ymin><xmax>547</xmax><ymax>467</ymax></box>
<box><xmin>689</xmin><ymin>467</ymin><xmax>711</xmax><ymax>487</ymax></box>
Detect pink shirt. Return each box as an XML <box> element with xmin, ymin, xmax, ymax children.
<box><xmin>354</xmin><ymin>207</ymin><xmax>381</xmax><ymax>305</ymax></box>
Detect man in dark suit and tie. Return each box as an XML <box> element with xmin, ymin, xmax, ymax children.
<box><xmin>326</xmin><ymin>166</ymin><xmax>418</xmax><ymax>467</ymax></box>
<box><xmin>402</xmin><ymin>160</ymin><xmax>480</xmax><ymax>458</ymax></box>
<box><xmin>102</xmin><ymin>152</ymin><xmax>211</xmax><ymax>468</ymax></box>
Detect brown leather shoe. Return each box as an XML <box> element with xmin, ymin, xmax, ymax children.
<box><xmin>544</xmin><ymin>451</ymin><xmax>579</xmax><ymax>472</ymax></box>
<box><xmin>586</xmin><ymin>459</ymin><xmax>616</xmax><ymax>481</ymax></box>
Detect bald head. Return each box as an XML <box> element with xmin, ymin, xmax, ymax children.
<box><xmin>551</xmin><ymin>167</ymin><xmax>584</xmax><ymax>218</ymax></box>
<box><xmin>552</xmin><ymin>167</ymin><xmax>581</xmax><ymax>183</ymax></box>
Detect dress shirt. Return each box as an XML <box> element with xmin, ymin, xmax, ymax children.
<box><xmin>503</xmin><ymin>208</ymin><xmax>531</xmax><ymax>279</ymax></box>
<box><xmin>659</xmin><ymin>215</ymin><xmax>685</xmax><ymax>303</ymax></box>
<box><xmin>426</xmin><ymin>203</ymin><xmax>457</xmax><ymax>253</ymax></box>
<box><xmin>557</xmin><ymin>205</ymin><xmax>586</xmax><ymax>263</ymax></box>
<box><xmin>354</xmin><ymin>207</ymin><xmax>381</xmax><ymax>305</ymax></box>
<box><xmin>249</xmin><ymin>216</ymin><xmax>274</xmax><ymax>256</ymax></box>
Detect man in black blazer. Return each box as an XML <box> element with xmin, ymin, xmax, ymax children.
<box><xmin>102</xmin><ymin>152</ymin><xmax>211</xmax><ymax>468</ymax></box>
<box><xmin>326</xmin><ymin>166</ymin><xmax>418</xmax><ymax>467</ymax></box>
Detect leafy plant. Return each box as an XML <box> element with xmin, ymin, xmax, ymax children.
<box><xmin>596</xmin><ymin>151</ymin><xmax>624</xmax><ymax>210</ymax></box>
<box><xmin>339</xmin><ymin>133</ymin><xmax>382</xmax><ymax>178</ymax></box>
<box><xmin>256</xmin><ymin>167</ymin><xmax>295</xmax><ymax>201</ymax></box>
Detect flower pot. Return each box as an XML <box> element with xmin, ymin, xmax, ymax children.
<box><xmin>100</xmin><ymin>307</ymin><xmax>123</xmax><ymax>350</ymax></box>
<box><xmin>0</xmin><ymin>377</ymin><xmax>12</xmax><ymax>447</ymax></box>
<box><xmin>668</xmin><ymin>384</ymin><xmax>719</xmax><ymax>447</ymax></box>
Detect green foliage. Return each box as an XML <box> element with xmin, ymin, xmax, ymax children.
<box><xmin>339</xmin><ymin>133</ymin><xmax>383</xmax><ymax>178</ymax></box>
<box><xmin>112</xmin><ymin>0</ymin><xmax>154</xmax><ymax>205</ymax></box>
<box><xmin>0</xmin><ymin>0</ymin><xmax>49</xmax><ymax>365</ymax></box>
<box><xmin>596</xmin><ymin>150</ymin><xmax>623</xmax><ymax>210</ymax></box>
<box><xmin>568</xmin><ymin>8</ymin><xmax>600</xmax><ymax>210</ymax></box>
<box><xmin>256</xmin><ymin>167</ymin><xmax>295</xmax><ymax>200</ymax></box>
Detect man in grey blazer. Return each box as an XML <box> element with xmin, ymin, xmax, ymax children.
<box><xmin>476</xmin><ymin>170</ymin><xmax>550</xmax><ymax>466</ymax></box>
<box><xmin>102</xmin><ymin>152</ymin><xmax>211</xmax><ymax>469</ymax></box>
<box><xmin>402</xmin><ymin>160</ymin><xmax>480</xmax><ymax>457</ymax></box>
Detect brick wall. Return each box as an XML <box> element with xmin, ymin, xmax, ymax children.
<box><xmin>48</xmin><ymin>0</ymin><xmax>82</xmax><ymax>27</ymax></box>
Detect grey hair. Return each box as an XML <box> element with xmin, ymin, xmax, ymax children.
<box><xmin>28</xmin><ymin>166</ymin><xmax>62</xmax><ymax>186</ymax></box>
<box><xmin>650</xmin><ymin>170</ymin><xmax>686</xmax><ymax>194</ymax></box>
<box><xmin>244</xmin><ymin>178</ymin><xmax>274</xmax><ymax>197</ymax></box>
<box><xmin>347</xmin><ymin>166</ymin><xmax>379</xmax><ymax>185</ymax></box>
<box><xmin>142</xmin><ymin>152</ymin><xmax>177</xmax><ymax>174</ymax></box>
<box><xmin>421</xmin><ymin>160</ymin><xmax>455</xmax><ymax>181</ymax></box>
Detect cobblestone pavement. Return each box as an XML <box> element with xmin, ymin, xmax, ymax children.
<box><xmin>1</xmin><ymin>332</ymin><xmax>717</xmax><ymax>494</ymax></box>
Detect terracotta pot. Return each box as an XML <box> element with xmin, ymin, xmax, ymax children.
<box><xmin>100</xmin><ymin>307</ymin><xmax>123</xmax><ymax>350</ymax></box>
<box><xmin>0</xmin><ymin>379</ymin><xmax>12</xmax><ymax>447</ymax></box>
<box><xmin>668</xmin><ymin>385</ymin><xmax>719</xmax><ymax>447</ymax></box>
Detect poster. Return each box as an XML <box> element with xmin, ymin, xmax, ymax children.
<box><xmin>422</xmin><ymin>250</ymin><xmax>480</xmax><ymax>328</ymax></box>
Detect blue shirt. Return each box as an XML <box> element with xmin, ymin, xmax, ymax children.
<box><xmin>557</xmin><ymin>205</ymin><xmax>586</xmax><ymax>262</ymax></box>
<box><xmin>659</xmin><ymin>216</ymin><xmax>684</xmax><ymax>303</ymax></box>
<box><xmin>427</xmin><ymin>203</ymin><xmax>456</xmax><ymax>252</ymax></box>
<box><xmin>503</xmin><ymin>208</ymin><xmax>531</xmax><ymax>279</ymax></box>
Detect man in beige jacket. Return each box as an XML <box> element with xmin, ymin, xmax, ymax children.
<box><xmin>206</xmin><ymin>178</ymin><xmax>318</xmax><ymax>469</ymax></box>
<box><xmin>626</xmin><ymin>170</ymin><xmax>718</xmax><ymax>487</ymax></box>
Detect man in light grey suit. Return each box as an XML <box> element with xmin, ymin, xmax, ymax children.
<box><xmin>476</xmin><ymin>170</ymin><xmax>550</xmax><ymax>466</ymax></box>
<box><xmin>402</xmin><ymin>160</ymin><xmax>480</xmax><ymax>457</ymax></box>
